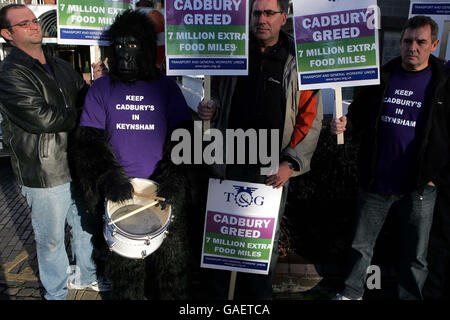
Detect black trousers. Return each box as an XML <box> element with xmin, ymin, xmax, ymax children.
<box><xmin>423</xmin><ymin>186</ymin><xmax>450</xmax><ymax>299</ymax></box>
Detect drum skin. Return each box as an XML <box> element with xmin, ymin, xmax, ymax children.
<box><xmin>104</xmin><ymin>178</ymin><xmax>172</xmax><ymax>259</ymax></box>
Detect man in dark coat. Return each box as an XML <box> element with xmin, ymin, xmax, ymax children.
<box><xmin>331</xmin><ymin>15</ymin><xmax>450</xmax><ymax>300</ymax></box>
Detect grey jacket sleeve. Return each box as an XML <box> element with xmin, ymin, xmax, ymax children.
<box><xmin>281</xmin><ymin>90</ymin><xmax>323</xmax><ymax>177</ymax></box>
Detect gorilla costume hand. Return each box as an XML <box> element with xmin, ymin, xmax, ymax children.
<box><xmin>71</xmin><ymin>126</ymin><xmax>134</xmax><ymax>212</ymax></box>
<box><xmin>98</xmin><ymin>170</ymin><xmax>134</xmax><ymax>203</ymax></box>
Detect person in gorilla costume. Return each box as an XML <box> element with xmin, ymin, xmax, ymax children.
<box><xmin>70</xmin><ymin>9</ymin><xmax>194</xmax><ymax>299</ymax></box>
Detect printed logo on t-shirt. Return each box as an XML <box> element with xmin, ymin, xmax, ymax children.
<box><xmin>115</xmin><ymin>94</ymin><xmax>157</xmax><ymax>131</ymax></box>
<box><xmin>374</xmin><ymin>65</ymin><xmax>432</xmax><ymax>195</ymax></box>
<box><xmin>380</xmin><ymin>89</ymin><xmax>422</xmax><ymax>128</ymax></box>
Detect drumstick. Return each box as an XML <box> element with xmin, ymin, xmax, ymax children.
<box><xmin>108</xmin><ymin>200</ymin><xmax>158</xmax><ymax>225</ymax></box>
<box><xmin>132</xmin><ymin>192</ymin><xmax>166</xmax><ymax>202</ymax></box>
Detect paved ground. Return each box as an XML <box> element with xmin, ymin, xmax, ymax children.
<box><xmin>0</xmin><ymin>155</ymin><xmax>398</xmax><ymax>301</ymax></box>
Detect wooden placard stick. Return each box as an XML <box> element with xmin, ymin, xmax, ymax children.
<box><xmin>89</xmin><ymin>45</ymin><xmax>101</xmax><ymax>82</ymax></box>
<box><xmin>203</xmin><ymin>75</ymin><xmax>211</xmax><ymax>132</ymax></box>
<box><xmin>335</xmin><ymin>87</ymin><xmax>344</xmax><ymax>145</ymax></box>
<box><xmin>228</xmin><ymin>271</ymin><xmax>237</xmax><ymax>300</ymax></box>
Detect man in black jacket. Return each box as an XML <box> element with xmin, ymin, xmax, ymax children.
<box><xmin>331</xmin><ymin>15</ymin><xmax>450</xmax><ymax>300</ymax></box>
<box><xmin>0</xmin><ymin>4</ymin><xmax>107</xmax><ymax>300</ymax></box>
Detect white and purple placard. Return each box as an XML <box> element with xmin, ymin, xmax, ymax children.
<box><xmin>165</xmin><ymin>0</ymin><xmax>249</xmax><ymax>76</ymax></box>
<box><xmin>409</xmin><ymin>1</ymin><xmax>450</xmax><ymax>60</ymax></box>
<box><xmin>201</xmin><ymin>179</ymin><xmax>282</xmax><ymax>275</ymax></box>
<box><xmin>293</xmin><ymin>0</ymin><xmax>380</xmax><ymax>90</ymax></box>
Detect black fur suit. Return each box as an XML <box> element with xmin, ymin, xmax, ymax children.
<box><xmin>148</xmin><ymin>121</ymin><xmax>214</xmax><ymax>299</ymax></box>
<box><xmin>70</xmin><ymin>10</ymin><xmax>198</xmax><ymax>300</ymax></box>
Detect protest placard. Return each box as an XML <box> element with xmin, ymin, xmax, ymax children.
<box><xmin>201</xmin><ymin>179</ymin><xmax>282</xmax><ymax>276</ymax></box>
<box><xmin>293</xmin><ymin>0</ymin><xmax>380</xmax><ymax>90</ymax></box>
<box><xmin>409</xmin><ymin>1</ymin><xmax>450</xmax><ymax>60</ymax></box>
<box><xmin>293</xmin><ymin>0</ymin><xmax>380</xmax><ymax>144</ymax></box>
<box><xmin>57</xmin><ymin>0</ymin><xmax>134</xmax><ymax>45</ymax></box>
<box><xmin>165</xmin><ymin>0</ymin><xmax>249</xmax><ymax>75</ymax></box>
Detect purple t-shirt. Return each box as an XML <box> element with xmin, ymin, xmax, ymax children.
<box><xmin>43</xmin><ymin>63</ymin><xmax>55</xmax><ymax>79</ymax></box>
<box><xmin>80</xmin><ymin>75</ymin><xmax>191</xmax><ymax>179</ymax></box>
<box><xmin>374</xmin><ymin>65</ymin><xmax>432</xmax><ymax>195</ymax></box>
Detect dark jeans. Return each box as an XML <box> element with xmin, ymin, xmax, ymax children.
<box><xmin>201</xmin><ymin>165</ymin><xmax>288</xmax><ymax>300</ymax></box>
<box><xmin>342</xmin><ymin>186</ymin><xmax>436</xmax><ymax>300</ymax></box>
<box><xmin>423</xmin><ymin>186</ymin><xmax>450</xmax><ymax>299</ymax></box>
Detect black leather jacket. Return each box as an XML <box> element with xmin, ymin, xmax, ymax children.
<box><xmin>0</xmin><ymin>47</ymin><xmax>87</xmax><ymax>188</ymax></box>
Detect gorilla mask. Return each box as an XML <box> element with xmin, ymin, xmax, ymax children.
<box><xmin>107</xmin><ymin>10</ymin><xmax>159</xmax><ymax>84</ymax></box>
<box><xmin>114</xmin><ymin>36</ymin><xmax>142</xmax><ymax>82</ymax></box>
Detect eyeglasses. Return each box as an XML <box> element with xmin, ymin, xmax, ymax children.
<box><xmin>252</xmin><ymin>10</ymin><xmax>283</xmax><ymax>18</ymax></box>
<box><xmin>7</xmin><ymin>18</ymin><xmax>41</xmax><ymax>29</ymax></box>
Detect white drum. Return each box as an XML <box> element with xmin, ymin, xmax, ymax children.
<box><xmin>103</xmin><ymin>178</ymin><xmax>171</xmax><ymax>259</ymax></box>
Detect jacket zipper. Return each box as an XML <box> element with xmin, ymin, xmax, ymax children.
<box><xmin>39</xmin><ymin>134</ymin><xmax>49</xmax><ymax>158</ymax></box>
<box><xmin>38</xmin><ymin>60</ymin><xmax>69</xmax><ymax>108</ymax></box>
<box><xmin>59</xmin><ymin>87</ymin><xmax>69</xmax><ymax>108</ymax></box>
<box><xmin>37</xmin><ymin>61</ymin><xmax>66</xmax><ymax>160</ymax></box>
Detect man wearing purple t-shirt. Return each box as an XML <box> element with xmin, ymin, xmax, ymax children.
<box><xmin>330</xmin><ymin>16</ymin><xmax>450</xmax><ymax>300</ymax></box>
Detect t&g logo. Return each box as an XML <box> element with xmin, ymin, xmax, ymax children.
<box><xmin>224</xmin><ymin>185</ymin><xmax>265</xmax><ymax>207</ymax></box>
